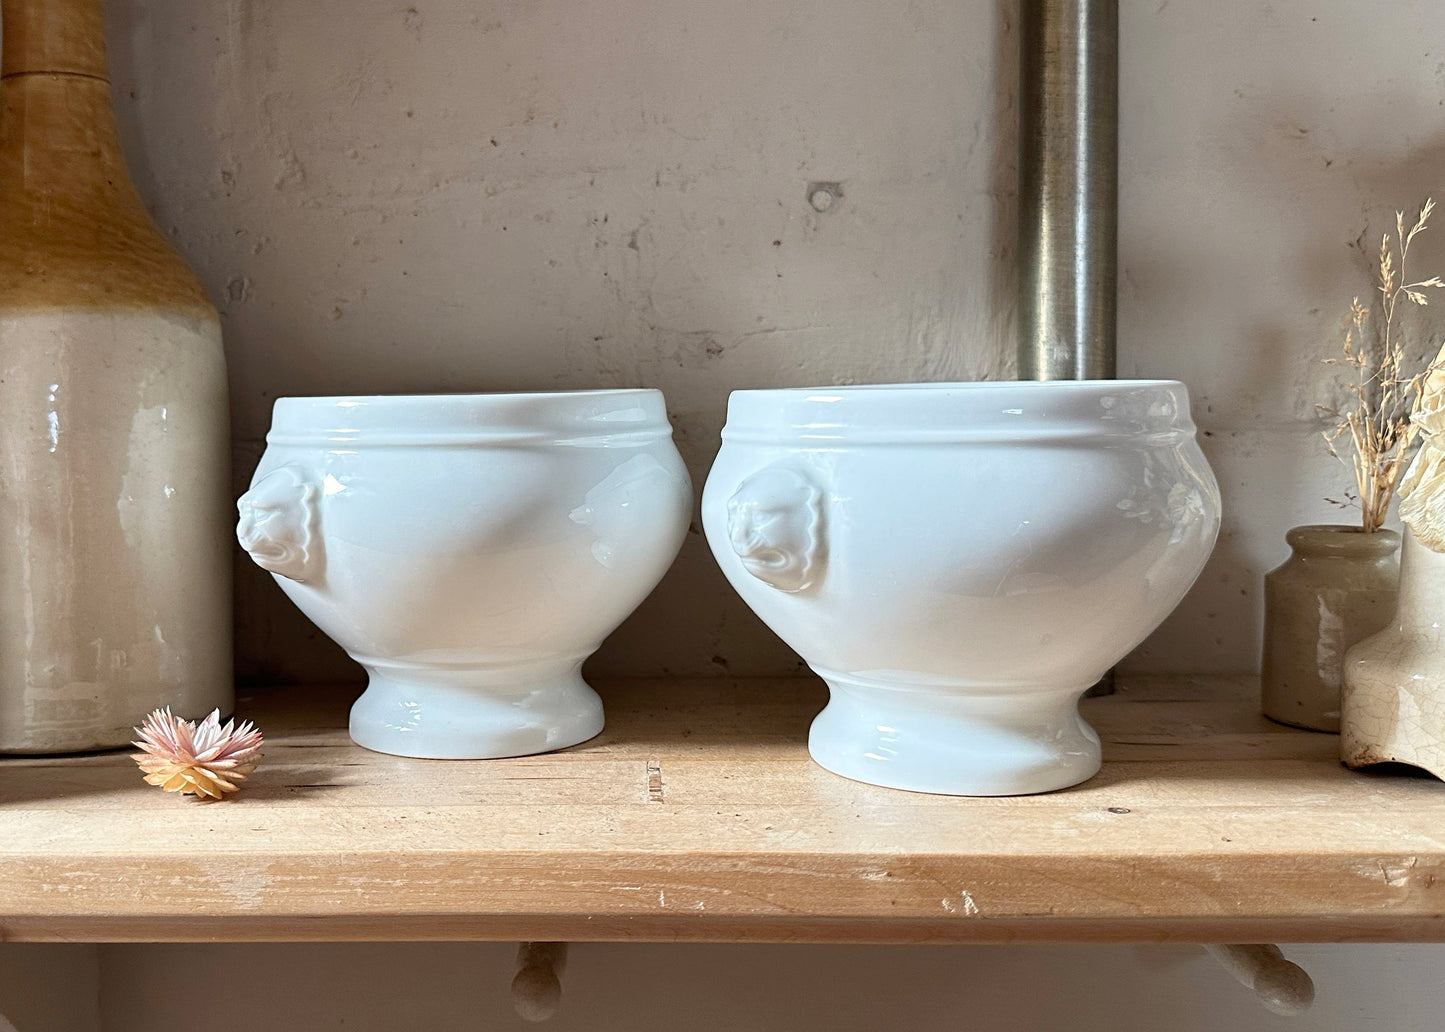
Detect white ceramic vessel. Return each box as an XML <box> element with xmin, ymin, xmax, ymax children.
<box><xmin>238</xmin><ymin>390</ymin><xmax>691</xmax><ymax>759</ymax></box>
<box><xmin>702</xmin><ymin>381</ymin><xmax>1221</xmax><ymax>795</ymax></box>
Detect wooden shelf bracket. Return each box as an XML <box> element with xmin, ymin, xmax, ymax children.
<box><xmin>1203</xmin><ymin>944</ymin><xmax>1315</xmax><ymax>1015</ymax></box>
<box><xmin>511</xmin><ymin>941</ymin><xmax>569</xmax><ymax>1022</ymax></box>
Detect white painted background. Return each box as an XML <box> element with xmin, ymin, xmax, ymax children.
<box><xmin>102</xmin><ymin>0</ymin><xmax>1445</xmax><ymax>683</ymax></box>
<box><xmin>7</xmin><ymin>0</ymin><xmax>1445</xmax><ymax>1028</ymax></box>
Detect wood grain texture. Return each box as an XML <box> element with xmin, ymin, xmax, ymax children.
<box><xmin>0</xmin><ymin>0</ymin><xmax>216</xmax><ymax>315</ymax></box>
<box><xmin>1</xmin><ymin>676</ymin><xmax>1443</xmax><ymax>944</ymax></box>
<box><xmin>0</xmin><ymin>0</ymin><xmax>106</xmax><ymax>78</ymax></box>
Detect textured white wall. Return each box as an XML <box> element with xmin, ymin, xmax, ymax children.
<box><xmin>101</xmin><ymin>0</ymin><xmax>1445</xmax><ymax>683</ymax></box>
<box><xmin>1117</xmin><ymin>0</ymin><xmax>1445</xmax><ymax>672</ymax></box>
<box><xmin>106</xmin><ymin>0</ymin><xmax>1016</xmax><ymax>683</ymax></box>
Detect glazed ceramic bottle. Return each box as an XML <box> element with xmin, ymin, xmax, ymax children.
<box><xmin>1341</xmin><ymin>530</ymin><xmax>1445</xmax><ymax>776</ymax></box>
<box><xmin>0</xmin><ymin>0</ymin><xmax>232</xmax><ymax>751</ymax></box>
<box><xmin>1261</xmin><ymin>525</ymin><xmax>1400</xmax><ymax>733</ymax></box>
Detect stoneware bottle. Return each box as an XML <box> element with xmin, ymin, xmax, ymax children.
<box><xmin>1342</xmin><ymin>529</ymin><xmax>1445</xmax><ymax>777</ymax></box>
<box><xmin>0</xmin><ymin>0</ymin><xmax>232</xmax><ymax>752</ymax></box>
<box><xmin>1341</xmin><ymin>370</ymin><xmax>1445</xmax><ymax>777</ymax></box>
<box><xmin>1261</xmin><ymin>525</ymin><xmax>1400</xmax><ymax>733</ymax></box>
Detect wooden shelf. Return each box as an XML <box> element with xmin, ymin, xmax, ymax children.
<box><xmin>2</xmin><ymin>675</ymin><xmax>1443</xmax><ymax>944</ymax></box>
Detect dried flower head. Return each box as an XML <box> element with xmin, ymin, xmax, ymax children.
<box><xmin>132</xmin><ymin>708</ymin><xmax>264</xmax><ymax>800</ymax></box>
<box><xmin>1320</xmin><ymin>198</ymin><xmax>1445</xmax><ymax>532</ymax></box>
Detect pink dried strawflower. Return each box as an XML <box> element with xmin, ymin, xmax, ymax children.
<box><xmin>131</xmin><ymin>708</ymin><xmax>264</xmax><ymax>800</ymax></box>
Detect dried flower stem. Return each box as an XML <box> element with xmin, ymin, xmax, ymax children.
<box><xmin>1322</xmin><ymin>199</ymin><xmax>1445</xmax><ymax>532</ymax></box>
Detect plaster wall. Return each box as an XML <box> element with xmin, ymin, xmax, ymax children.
<box><xmin>106</xmin><ymin>0</ymin><xmax>1015</xmax><ymax>683</ymax></box>
<box><xmin>93</xmin><ymin>941</ymin><xmax>1445</xmax><ymax>1032</ymax></box>
<box><xmin>0</xmin><ymin>945</ymin><xmax>99</xmax><ymax>1032</ymax></box>
<box><xmin>95</xmin><ymin>0</ymin><xmax>1445</xmax><ymax>683</ymax></box>
<box><xmin>69</xmin><ymin>0</ymin><xmax>1442</xmax><ymax>684</ymax></box>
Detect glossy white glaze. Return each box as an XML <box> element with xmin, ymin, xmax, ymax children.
<box><xmin>702</xmin><ymin>381</ymin><xmax>1222</xmax><ymax>795</ymax></box>
<box><xmin>238</xmin><ymin>390</ymin><xmax>691</xmax><ymax>758</ymax></box>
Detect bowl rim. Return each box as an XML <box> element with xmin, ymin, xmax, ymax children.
<box><xmin>726</xmin><ymin>379</ymin><xmax>1183</xmax><ymax>396</ymax></box>
<box><xmin>264</xmin><ymin>389</ymin><xmax>673</xmax><ymax>446</ymax></box>
<box><xmin>720</xmin><ymin>379</ymin><xmax>1198</xmax><ymax>444</ymax></box>
<box><xmin>271</xmin><ymin>388</ymin><xmax>660</xmax><ymax>405</ymax></box>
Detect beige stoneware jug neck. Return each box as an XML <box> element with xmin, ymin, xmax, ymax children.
<box><xmin>0</xmin><ymin>0</ymin><xmax>215</xmax><ymax>316</ymax></box>
<box><xmin>1</xmin><ymin>0</ymin><xmax>108</xmax><ymax>80</ymax></box>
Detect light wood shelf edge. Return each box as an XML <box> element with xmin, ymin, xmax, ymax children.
<box><xmin>2</xmin><ymin>675</ymin><xmax>1443</xmax><ymax>944</ymax></box>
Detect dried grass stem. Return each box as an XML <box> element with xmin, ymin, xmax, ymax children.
<box><xmin>1322</xmin><ymin>199</ymin><xmax>1444</xmax><ymax>532</ymax></box>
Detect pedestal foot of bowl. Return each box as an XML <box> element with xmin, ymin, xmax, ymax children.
<box><xmin>807</xmin><ymin>670</ymin><xmax>1102</xmax><ymax>796</ymax></box>
<box><xmin>348</xmin><ymin>658</ymin><xmax>605</xmax><ymax>759</ymax></box>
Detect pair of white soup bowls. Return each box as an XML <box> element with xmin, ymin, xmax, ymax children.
<box><xmin>238</xmin><ymin>381</ymin><xmax>1220</xmax><ymax>796</ymax></box>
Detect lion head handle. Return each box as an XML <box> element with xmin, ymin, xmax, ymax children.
<box><xmin>236</xmin><ymin>463</ymin><xmax>322</xmax><ymax>582</ymax></box>
<box><xmin>726</xmin><ymin>465</ymin><xmax>826</xmax><ymax>592</ymax></box>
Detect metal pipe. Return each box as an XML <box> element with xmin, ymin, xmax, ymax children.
<box><xmin>1018</xmin><ymin>0</ymin><xmax>1118</xmax><ymax>380</ymax></box>
<box><xmin>1019</xmin><ymin>0</ymin><xmax>1119</xmax><ymax>696</ymax></box>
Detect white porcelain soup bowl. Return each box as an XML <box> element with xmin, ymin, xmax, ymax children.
<box><xmin>702</xmin><ymin>381</ymin><xmax>1221</xmax><ymax>796</ymax></box>
<box><xmin>238</xmin><ymin>390</ymin><xmax>691</xmax><ymax>759</ymax></box>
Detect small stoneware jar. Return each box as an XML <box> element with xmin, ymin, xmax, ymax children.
<box><xmin>1262</xmin><ymin>525</ymin><xmax>1400</xmax><ymax>733</ymax></box>
<box><xmin>237</xmin><ymin>390</ymin><xmax>691</xmax><ymax>759</ymax></box>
